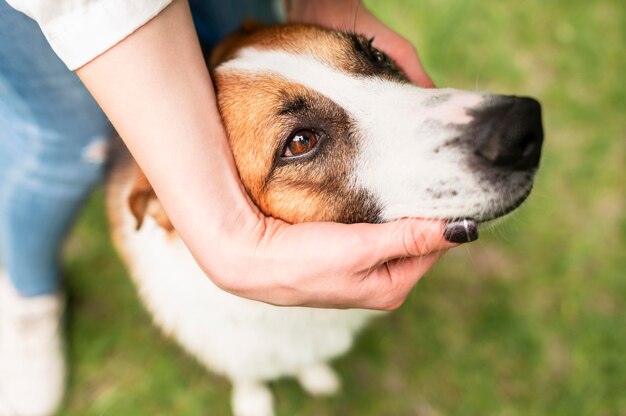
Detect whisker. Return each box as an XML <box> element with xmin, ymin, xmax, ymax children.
<box><xmin>352</xmin><ymin>0</ymin><xmax>361</xmax><ymax>33</ymax></box>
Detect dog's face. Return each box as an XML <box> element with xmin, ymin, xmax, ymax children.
<box><xmin>211</xmin><ymin>24</ymin><xmax>543</xmax><ymax>224</ymax></box>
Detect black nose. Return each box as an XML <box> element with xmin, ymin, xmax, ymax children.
<box><xmin>473</xmin><ymin>96</ymin><xmax>543</xmax><ymax>170</ymax></box>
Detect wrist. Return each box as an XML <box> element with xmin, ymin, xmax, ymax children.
<box><xmin>286</xmin><ymin>0</ymin><xmax>364</xmax><ymax>27</ymax></box>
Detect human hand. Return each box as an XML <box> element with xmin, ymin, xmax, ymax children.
<box><xmin>203</xmin><ymin>212</ymin><xmax>460</xmax><ymax>310</ymax></box>
<box><xmin>79</xmin><ymin>0</ymin><xmax>458</xmax><ymax>311</ymax></box>
<box><xmin>286</xmin><ymin>0</ymin><xmax>436</xmax><ymax>87</ymax></box>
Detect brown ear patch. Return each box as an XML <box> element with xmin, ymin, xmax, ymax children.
<box><xmin>128</xmin><ymin>173</ymin><xmax>174</xmax><ymax>232</ymax></box>
<box><xmin>209</xmin><ymin>20</ymin><xmax>265</xmax><ymax>68</ymax></box>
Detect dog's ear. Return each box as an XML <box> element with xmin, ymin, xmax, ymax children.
<box><xmin>128</xmin><ymin>173</ymin><xmax>154</xmax><ymax>230</ymax></box>
<box><xmin>210</xmin><ymin>20</ymin><xmax>265</xmax><ymax>68</ymax></box>
<box><xmin>128</xmin><ymin>173</ymin><xmax>174</xmax><ymax>232</ymax></box>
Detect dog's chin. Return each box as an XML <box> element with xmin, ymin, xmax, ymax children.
<box><xmin>378</xmin><ymin>185</ymin><xmax>534</xmax><ymax>225</ymax></box>
<box><xmin>452</xmin><ymin>184</ymin><xmax>534</xmax><ymax>225</ymax></box>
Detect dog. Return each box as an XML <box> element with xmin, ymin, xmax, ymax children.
<box><xmin>106</xmin><ymin>23</ymin><xmax>543</xmax><ymax>416</ymax></box>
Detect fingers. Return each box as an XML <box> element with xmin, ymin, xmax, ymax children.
<box><xmin>213</xmin><ymin>214</ymin><xmax>464</xmax><ymax>309</ymax></box>
<box><xmin>225</xmin><ymin>215</ymin><xmax>471</xmax><ymax>308</ymax></box>
<box><xmin>408</xmin><ymin>61</ymin><xmax>436</xmax><ymax>89</ymax></box>
<box><xmin>358</xmin><ymin>250</ymin><xmax>447</xmax><ymax>310</ymax></box>
<box><xmin>372</xmin><ymin>34</ymin><xmax>436</xmax><ymax>88</ymax></box>
<box><xmin>344</xmin><ymin>6</ymin><xmax>435</xmax><ymax>87</ymax></box>
<box><xmin>397</xmin><ymin>45</ymin><xmax>436</xmax><ymax>88</ymax></box>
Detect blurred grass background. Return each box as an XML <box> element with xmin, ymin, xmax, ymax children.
<box><xmin>59</xmin><ymin>0</ymin><xmax>625</xmax><ymax>415</ymax></box>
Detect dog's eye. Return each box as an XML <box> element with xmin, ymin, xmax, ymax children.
<box><xmin>372</xmin><ymin>48</ymin><xmax>386</xmax><ymax>64</ymax></box>
<box><xmin>367</xmin><ymin>37</ymin><xmax>387</xmax><ymax>65</ymax></box>
<box><xmin>283</xmin><ymin>129</ymin><xmax>319</xmax><ymax>157</ymax></box>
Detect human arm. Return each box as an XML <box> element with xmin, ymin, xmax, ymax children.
<box><xmin>12</xmin><ymin>0</ymin><xmax>458</xmax><ymax>309</ymax></box>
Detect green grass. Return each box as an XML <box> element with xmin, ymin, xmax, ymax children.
<box><xmin>59</xmin><ymin>1</ymin><xmax>625</xmax><ymax>415</ymax></box>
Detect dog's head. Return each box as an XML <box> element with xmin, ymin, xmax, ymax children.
<box><xmin>129</xmin><ymin>23</ymin><xmax>543</xmax><ymax>230</ymax></box>
<box><xmin>209</xmin><ymin>24</ymin><xmax>543</xmax><ymax>225</ymax></box>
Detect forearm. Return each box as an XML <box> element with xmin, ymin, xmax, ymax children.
<box><xmin>77</xmin><ymin>0</ymin><xmax>258</xmax><ymax>269</ymax></box>
<box><xmin>76</xmin><ymin>0</ymin><xmax>448</xmax><ymax>308</ymax></box>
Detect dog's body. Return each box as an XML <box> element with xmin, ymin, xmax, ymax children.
<box><xmin>107</xmin><ymin>144</ymin><xmax>378</xmax><ymax>414</ymax></box>
<box><xmin>107</xmin><ymin>24</ymin><xmax>543</xmax><ymax>416</ymax></box>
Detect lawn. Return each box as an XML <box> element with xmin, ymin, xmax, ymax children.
<box><xmin>59</xmin><ymin>0</ymin><xmax>625</xmax><ymax>415</ymax></box>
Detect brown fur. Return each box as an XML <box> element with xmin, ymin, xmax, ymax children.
<box><xmin>107</xmin><ymin>24</ymin><xmax>387</xmax><ymax>233</ymax></box>
<box><xmin>106</xmin><ymin>140</ymin><xmax>174</xmax><ymax>239</ymax></box>
<box><xmin>127</xmin><ymin>173</ymin><xmax>174</xmax><ymax>232</ymax></box>
<box><xmin>214</xmin><ymin>71</ymin><xmax>379</xmax><ymax>223</ymax></box>
<box><xmin>211</xmin><ymin>24</ymin><xmax>407</xmax><ymax>82</ymax></box>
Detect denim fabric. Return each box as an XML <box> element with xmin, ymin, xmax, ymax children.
<box><xmin>0</xmin><ymin>0</ymin><xmax>281</xmax><ymax>297</ymax></box>
<box><xmin>190</xmin><ymin>0</ymin><xmax>282</xmax><ymax>48</ymax></box>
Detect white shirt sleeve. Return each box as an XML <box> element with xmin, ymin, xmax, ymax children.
<box><xmin>6</xmin><ymin>0</ymin><xmax>173</xmax><ymax>70</ymax></box>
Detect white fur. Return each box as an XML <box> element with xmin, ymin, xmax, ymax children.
<box><xmin>231</xmin><ymin>381</ymin><xmax>274</xmax><ymax>416</ymax></box>
<box><xmin>116</xmin><ymin>190</ymin><xmax>379</xmax><ymax>415</ymax></box>
<box><xmin>219</xmin><ymin>49</ymin><xmax>533</xmax><ymax>221</ymax></box>
<box><xmin>296</xmin><ymin>363</ymin><xmax>341</xmax><ymax>396</ymax></box>
<box><xmin>118</xmin><ymin>48</ymin><xmax>535</xmax><ymax>416</ymax></box>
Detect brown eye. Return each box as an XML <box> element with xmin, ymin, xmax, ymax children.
<box><xmin>283</xmin><ymin>129</ymin><xmax>319</xmax><ymax>157</ymax></box>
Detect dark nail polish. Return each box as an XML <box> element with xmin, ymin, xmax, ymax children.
<box><xmin>444</xmin><ymin>219</ymin><xmax>479</xmax><ymax>243</ymax></box>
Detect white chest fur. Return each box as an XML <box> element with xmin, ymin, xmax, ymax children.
<box><xmin>118</xmin><ymin>213</ymin><xmax>380</xmax><ymax>383</ymax></box>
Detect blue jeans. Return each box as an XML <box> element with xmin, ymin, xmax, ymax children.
<box><xmin>0</xmin><ymin>0</ymin><xmax>281</xmax><ymax>297</ymax></box>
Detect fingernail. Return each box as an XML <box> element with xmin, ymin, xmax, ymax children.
<box><xmin>444</xmin><ymin>219</ymin><xmax>479</xmax><ymax>243</ymax></box>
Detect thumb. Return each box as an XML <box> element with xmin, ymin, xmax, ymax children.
<box><xmin>361</xmin><ymin>218</ymin><xmax>459</xmax><ymax>263</ymax></box>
